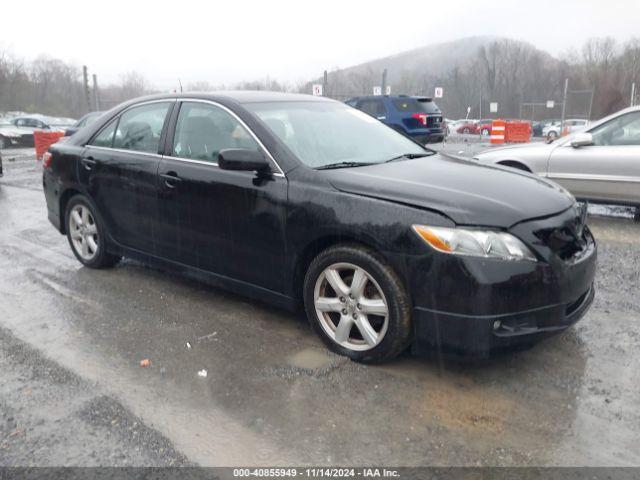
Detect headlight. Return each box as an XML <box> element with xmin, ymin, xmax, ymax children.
<box><xmin>412</xmin><ymin>225</ymin><xmax>537</xmax><ymax>262</ymax></box>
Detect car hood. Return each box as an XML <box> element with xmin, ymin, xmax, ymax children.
<box><xmin>324</xmin><ymin>154</ymin><xmax>574</xmax><ymax>228</ymax></box>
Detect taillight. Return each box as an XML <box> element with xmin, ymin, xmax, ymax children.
<box><xmin>43</xmin><ymin>152</ymin><xmax>53</xmax><ymax>168</ymax></box>
<box><xmin>411</xmin><ymin>113</ymin><xmax>428</xmax><ymax>126</ymax></box>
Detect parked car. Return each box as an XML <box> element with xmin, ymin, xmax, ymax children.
<box><xmin>0</xmin><ymin>120</ymin><xmax>30</xmax><ymax>149</ymax></box>
<box><xmin>477</xmin><ymin>119</ymin><xmax>494</xmax><ymax>136</ymax></box>
<box><xmin>543</xmin><ymin>118</ymin><xmax>589</xmax><ymax>141</ymax></box>
<box><xmin>345</xmin><ymin>95</ymin><xmax>445</xmax><ymax>144</ymax></box>
<box><xmin>475</xmin><ymin>106</ymin><xmax>640</xmax><ymax>219</ymax></box>
<box><xmin>10</xmin><ymin>115</ymin><xmax>76</xmax><ymax>146</ymax></box>
<box><xmin>533</xmin><ymin>119</ymin><xmax>560</xmax><ymax>137</ymax></box>
<box><xmin>456</xmin><ymin>120</ymin><xmax>480</xmax><ymax>134</ymax></box>
<box><xmin>43</xmin><ymin>92</ymin><xmax>596</xmax><ymax>362</ymax></box>
<box><xmin>65</xmin><ymin>111</ymin><xmax>104</xmax><ymax>137</ymax></box>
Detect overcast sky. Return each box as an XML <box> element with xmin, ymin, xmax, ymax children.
<box><xmin>2</xmin><ymin>0</ymin><xmax>638</xmax><ymax>90</ymax></box>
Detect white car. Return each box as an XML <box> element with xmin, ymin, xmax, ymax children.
<box><xmin>0</xmin><ymin>120</ymin><xmax>29</xmax><ymax>149</ymax></box>
<box><xmin>475</xmin><ymin>106</ymin><xmax>640</xmax><ymax>219</ymax></box>
<box><xmin>543</xmin><ymin>118</ymin><xmax>589</xmax><ymax>141</ymax></box>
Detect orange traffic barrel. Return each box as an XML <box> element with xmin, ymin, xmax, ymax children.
<box><xmin>505</xmin><ymin>121</ymin><xmax>532</xmax><ymax>143</ymax></box>
<box><xmin>33</xmin><ymin>130</ymin><xmax>65</xmax><ymax>161</ymax></box>
<box><xmin>490</xmin><ymin>119</ymin><xmax>506</xmax><ymax>144</ymax></box>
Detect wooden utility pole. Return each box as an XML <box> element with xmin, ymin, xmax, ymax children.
<box><xmin>381</xmin><ymin>68</ymin><xmax>388</xmax><ymax>96</ymax></box>
<box><xmin>560</xmin><ymin>78</ymin><xmax>569</xmax><ymax>128</ymax></box>
<box><xmin>92</xmin><ymin>74</ymin><xmax>100</xmax><ymax>111</ymax></box>
<box><xmin>82</xmin><ymin>65</ymin><xmax>91</xmax><ymax>112</ymax></box>
<box><xmin>323</xmin><ymin>70</ymin><xmax>328</xmax><ymax>97</ymax></box>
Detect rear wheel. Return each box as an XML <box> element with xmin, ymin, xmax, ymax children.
<box><xmin>65</xmin><ymin>195</ymin><xmax>120</xmax><ymax>269</ymax></box>
<box><xmin>303</xmin><ymin>244</ymin><xmax>412</xmax><ymax>363</ymax></box>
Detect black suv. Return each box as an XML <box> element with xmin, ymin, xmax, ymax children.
<box><xmin>346</xmin><ymin>95</ymin><xmax>445</xmax><ymax>144</ymax></box>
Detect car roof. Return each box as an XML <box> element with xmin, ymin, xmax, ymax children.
<box><xmin>347</xmin><ymin>94</ymin><xmax>425</xmax><ymax>101</ymax></box>
<box><xmin>118</xmin><ymin>91</ymin><xmax>334</xmax><ymax>106</ymax></box>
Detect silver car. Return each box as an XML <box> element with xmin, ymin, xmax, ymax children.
<box><xmin>475</xmin><ymin>106</ymin><xmax>640</xmax><ymax>218</ymax></box>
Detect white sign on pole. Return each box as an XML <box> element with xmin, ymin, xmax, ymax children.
<box><xmin>385</xmin><ymin>85</ymin><xmax>391</xmax><ymax>95</ymax></box>
<box><xmin>434</xmin><ymin>87</ymin><xmax>443</xmax><ymax>98</ymax></box>
<box><xmin>373</xmin><ymin>86</ymin><xmax>382</xmax><ymax>96</ymax></box>
<box><xmin>312</xmin><ymin>84</ymin><xmax>323</xmax><ymax>96</ymax></box>
<box><xmin>546</xmin><ymin>100</ymin><xmax>555</xmax><ymax>109</ymax></box>
<box><xmin>490</xmin><ymin>102</ymin><xmax>498</xmax><ymax>113</ymax></box>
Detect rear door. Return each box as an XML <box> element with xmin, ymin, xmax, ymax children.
<box><xmin>80</xmin><ymin>101</ymin><xmax>173</xmax><ymax>253</ymax></box>
<box><xmin>155</xmin><ymin>100</ymin><xmax>288</xmax><ymax>292</ymax></box>
<box><xmin>547</xmin><ymin>111</ymin><xmax>640</xmax><ymax>204</ymax></box>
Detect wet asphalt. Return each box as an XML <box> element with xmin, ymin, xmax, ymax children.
<box><xmin>0</xmin><ymin>147</ymin><xmax>638</xmax><ymax>467</ymax></box>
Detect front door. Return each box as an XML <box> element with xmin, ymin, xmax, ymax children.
<box><xmin>548</xmin><ymin>111</ymin><xmax>640</xmax><ymax>204</ymax></box>
<box><xmin>155</xmin><ymin>100</ymin><xmax>288</xmax><ymax>292</ymax></box>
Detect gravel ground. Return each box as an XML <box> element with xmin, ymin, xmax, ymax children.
<box><xmin>0</xmin><ymin>147</ymin><xmax>639</xmax><ymax>467</ymax></box>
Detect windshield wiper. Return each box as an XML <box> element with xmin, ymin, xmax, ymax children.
<box><xmin>316</xmin><ymin>161</ymin><xmax>376</xmax><ymax>170</ymax></box>
<box><xmin>385</xmin><ymin>152</ymin><xmax>434</xmax><ymax>163</ymax></box>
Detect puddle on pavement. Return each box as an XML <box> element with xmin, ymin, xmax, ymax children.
<box><xmin>287</xmin><ymin>348</ymin><xmax>333</xmax><ymax>370</ymax></box>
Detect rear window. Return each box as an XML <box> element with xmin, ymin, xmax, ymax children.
<box><xmin>392</xmin><ymin>98</ymin><xmax>441</xmax><ymax>114</ymax></box>
<box><xmin>415</xmin><ymin>100</ymin><xmax>441</xmax><ymax>114</ymax></box>
<box><xmin>392</xmin><ymin>99</ymin><xmax>423</xmax><ymax>113</ymax></box>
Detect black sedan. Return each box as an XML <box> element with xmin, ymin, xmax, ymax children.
<box><xmin>42</xmin><ymin>92</ymin><xmax>596</xmax><ymax>362</ymax></box>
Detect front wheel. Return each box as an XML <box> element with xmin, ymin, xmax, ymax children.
<box><xmin>303</xmin><ymin>245</ymin><xmax>412</xmax><ymax>363</ymax></box>
<box><xmin>65</xmin><ymin>195</ymin><xmax>120</xmax><ymax>269</ymax></box>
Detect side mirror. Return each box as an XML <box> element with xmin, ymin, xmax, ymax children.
<box><xmin>218</xmin><ymin>149</ymin><xmax>270</xmax><ymax>172</ymax></box>
<box><xmin>570</xmin><ymin>132</ymin><xmax>594</xmax><ymax>148</ymax></box>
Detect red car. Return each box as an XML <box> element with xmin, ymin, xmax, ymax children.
<box><xmin>456</xmin><ymin>121</ymin><xmax>480</xmax><ymax>134</ymax></box>
<box><xmin>477</xmin><ymin>119</ymin><xmax>493</xmax><ymax>136</ymax></box>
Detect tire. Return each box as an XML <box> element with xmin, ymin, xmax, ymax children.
<box><xmin>65</xmin><ymin>194</ymin><xmax>120</xmax><ymax>269</ymax></box>
<box><xmin>481</xmin><ymin>128</ymin><xmax>490</xmax><ymax>136</ymax></box>
<box><xmin>303</xmin><ymin>244</ymin><xmax>412</xmax><ymax>363</ymax></box>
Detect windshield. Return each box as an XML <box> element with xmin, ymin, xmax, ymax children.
<box><xmin>246</xmin><ymin>101</ymin><xmax>428</xmax><ymax>168</ymax></box>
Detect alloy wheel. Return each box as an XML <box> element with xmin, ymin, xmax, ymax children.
<box><xmin>313</xmin><ymin>262</ymin><xmax>389</xmax><ymax>351</ymax></box>
<box><xmin>68</xmin><ymin>204</ymin><xmax>99</xmax><ymax>261</ymax></box>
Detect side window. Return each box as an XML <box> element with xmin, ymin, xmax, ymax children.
<box><xmin>90</xmin><ymin>118</ymin><xmax>119</xmax><ymax>147</ymax></box>
<box><xmin>172</xmin><ymin>102</ymin><xmax>259</xmax><ymax>162</ymax></box>
<box><xmin>591</xmin><ymin>112</ymin><xmax>640</xmax><ymax>147</ymax></box>
<box><xmin>358</xmin><ymin>99</ymin><xmax>386</xmax><ymax>117</ymax></box>
<box><xmin>113</xmin><ymin>102</ymin><xmax>171</xmax><ymax>153</ymax></box>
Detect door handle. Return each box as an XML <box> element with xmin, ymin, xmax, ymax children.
<box><xmin>81</xmin><ymin>157</ymin><xmax>96</xmax><ymax>171</ymax></box>
<box><xmin>160</xmin><ymin>172</ymin><xmax>182</xmax><ymax>188</ymax></box>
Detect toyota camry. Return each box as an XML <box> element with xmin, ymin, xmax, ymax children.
<box><xmin>42</xmin><ymin>92</ymin><xmax>596</xmax><ymax>362</ymax></box>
